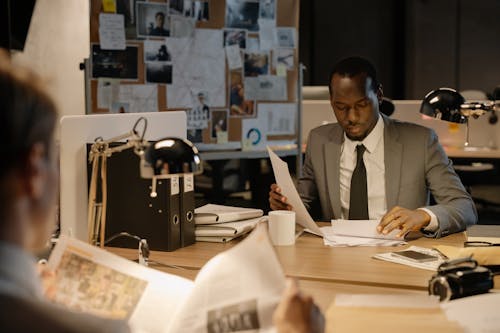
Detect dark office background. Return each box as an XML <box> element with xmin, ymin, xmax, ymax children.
<box><xmin>299</xmin><ymin>0</ymin><xmax>500</xmax><ymax>100</ymax></box>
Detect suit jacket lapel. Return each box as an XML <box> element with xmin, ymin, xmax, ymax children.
<box><xmin>383</xmin><ymin>116</ymin><xmax>403</xmax><ymax>208</ymax></box>
<box><xmin>325</xmin><ymin>128</ymin><xmax>343</xmax><ymax>219</ymax></box>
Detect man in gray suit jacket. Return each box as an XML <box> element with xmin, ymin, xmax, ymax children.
<box><xmin>270</xmin><ymin>56</ymin><xmax>476</xmax><ymax>238</ymax></box>
<box><xmin>0</xmin><ymin>51</ymin><xmax>130</xmax><ymax>333</ymax></box>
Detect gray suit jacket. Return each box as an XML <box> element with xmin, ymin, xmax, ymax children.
<box><xmin>297</xmin><ymin>115</ymin><xmax>477</xmax><ymax>237</ymax></box>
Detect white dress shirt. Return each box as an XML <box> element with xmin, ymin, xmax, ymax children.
<box><xmin>338</xmin><ymin>116</ymin><xmax>439</xmax><ymax>231</ymax></box>
<box><xmin>340</xmin><ymin>116</ymin><xmax>386</xmax><ymax>220</ymax></box>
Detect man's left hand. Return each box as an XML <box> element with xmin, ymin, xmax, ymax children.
<box><xmin>377</xmin><ymin>206</ymin><xmax>431</xmax><ymax>238</ymax></box>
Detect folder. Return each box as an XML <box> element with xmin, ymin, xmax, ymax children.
<box><xmin>162</xmin><ymin>175</ymin><xmax>181</xmax><ymax>251</ymax></box>
<box><xmin>194</xmin><ymin>204</ymin><xmax>264</xmax><ymax>224</ymax></box>
<box><xmin>180</xmin><ymin>173</ymin><xmax>196</xmax><ymax>247</ymax></box>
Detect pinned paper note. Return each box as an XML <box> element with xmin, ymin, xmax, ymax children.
<box><xmin>99</xmin><ymin>13</ymin><xmax>126</xmax><ymax>50</ymax></box>
<box><xmin>225</xmin><ymin>44</ymin><xmax>242</xmax><ymax>70</ymax></box>
<box><xmin>276</xmin><ymin>64</ymin><xmax>287</xmax><ymax>77</ymax></box>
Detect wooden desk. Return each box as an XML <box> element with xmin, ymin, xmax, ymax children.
<box><xmin>108</xmin><ymin>230</ymin><xmax>468</xmax><ymax>311</ymax></box>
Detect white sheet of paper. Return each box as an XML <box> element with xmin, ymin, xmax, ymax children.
<box><xmin>98</xmin><ymin>13</ymin><xmax>126</xmax><ymax>50</ymax></box>
<box><xmin>166</xmin><ymin>29</ymin><xmax>226</xmax><ymax>109</ymax></box>
<box><xmin>118</xmin><ymin>84</ymin><xmax>158</xmax><ymax>113</ymax></box>
<box><xmin>321</xmin><ymin>226</ymin><xmax>405</xmax><ymax>247</ymax></box>
<box><xmin>259</xmin><ymin>103</ymin><xmax>296</xmax><ymax>135</ymax></box>
<box><xmin>225</xmin><ymin>44</ymin><xmax>243</xmax><ymax>70</ymax></box>
<box><xmin>441</xmin><ymin>293</ymin><xmax>500</xmax><ymax>332</ymax></box>
<box><xmin>170</xmin><ymin>15</ymin><xmax>196</xmax><ymax>37</ymax></box>
<box><xmin>97</xmin><ymin>78</ymin><xmax>119</xmax><ymax>109</ymax></box>
<box><xmin>276</xmin><ymin>27</ymin><xmax>296</xmax><ymax>48</ymax></box>
<box><xmin>244</xmin><ymin>75</ymin><xmax>287</xmax><ymax>101</ymax></box>
<box><xmin>267</xmin><ymin>146</ymin><xmax>323</xmax><ymax>236</ymax></box>
<box><xmin>331</xmin><ymin>219</ymin><xmax>401</xmax><ymax>240</ymax></box>
<box><xmin>258</xmin><ymin>18</ymin><xmax>277</xmax><ymax>51</ymax></box>
<box><xmin>246</xmin><ymin>37</ymin><xmax>260</xmax><ymax>52</ymax></box>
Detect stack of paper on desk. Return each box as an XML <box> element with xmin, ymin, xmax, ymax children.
<box><xmin>47</xmin><ymin>224</ymin><xmax>286</xmax><ymax>333</ymax></box>
<box><xmin>195</xmin><ymin>217</ymin><xmax>263</xmax><ymax>243</ymax></box>
<box><xmin>194</xmin><ymin>204</ymin><xmax>264</xmax><ymax>242</ymax></box>
<box><xmin>323</xmin><ymin>219</ymin><xmax>407</xmax><ymax>247</ymax></box>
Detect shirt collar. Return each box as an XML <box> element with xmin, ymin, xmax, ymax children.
<box><xmin>343</xmin><ymin>115</ymin><xmax>384</xmax><ymax>154</ymax></box>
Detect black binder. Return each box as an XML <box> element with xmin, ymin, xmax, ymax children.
<box><xmin>89</xmin><ymin>144</ymin><xmax>181</xmax><ymax>251</ymax></box>
<box><xmin>180</xmin><ymin>173</ymin><xmax>196</xmax><ymax>247</ymax></box>
<box><xmin>163</xmin><ymin>175</ymin><xmax>181</xmax><ymax>251</ymax></box>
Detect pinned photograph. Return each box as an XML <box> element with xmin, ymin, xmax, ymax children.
<box><xmin>116</xmin><ymin>0</ymin><xmax>138</xmax><ymax>39</ymax></box>
<box><xmin>276</xmin><ymin>27</ymin><xmax>296</xmax><ymax>48</ymax></box>
<box><xmin>229</xmin><ymin>70</ymin><xmax>255</xmax><ymax>116</ymax></box>
<box><xmin>274</xmin><ymin>48</ymin><xmax>294</xmax><ymax>70</ymax></box>
<box><xmin>170</xmin><ymin>0</ymin><xmax>209</xmax><ymax>21</ymax></box>
<box><xmin>144</xmin><ymin>40</ymin><xmax>172</xmax><ymax>62</ymax></box>
<box><xmin>145</xmin><ymin>62</ymin><xmax>172</xmax><ymax>84</ymax></box>
<box><xmin>187</xmin><ymin>91</ymin><xmax>210</xmax><ymax>129</ymax></box>
<box><xmin>223</xmin><ymin>29</ymin><xmax>247</xmax><ymax>49</ymax></box>
<box><xmin>259</xmin><ymin>0</ymin><xmax>275</xmax><ymax>20</ymax></box>
<box><xmin>136</xmin><ymin>1</ymin><xmax>170</xmax><ymax>38</ymax></box>
<box><xmin>92</xmin><ymin>44</ymin><xmax>138</xmax><ymax>80</ymax></box>
<box><xmin>225</xmin><ymin>0</ymin><xmax>260</xmax><ymax>31</ymax></box>
<box><xmin>244</xmin><ymin>52</ymin><xmax>269</xmax><ymax>77</ymax></box>
<box><xmin>211</xmin><ymin>110</ymin><xmax>229</xmax><ymax>139</ymax></box>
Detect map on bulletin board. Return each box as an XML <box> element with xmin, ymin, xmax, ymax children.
<box><xmin>89</xmin><ymin>0</ymin><xmax>300</xmax><ymax>150</ymax></box>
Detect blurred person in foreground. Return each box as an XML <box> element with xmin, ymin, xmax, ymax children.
<box><xmin>0</xmin><ymin>50</ymin><xmax>130</xmax><ymax>333</ymax></box>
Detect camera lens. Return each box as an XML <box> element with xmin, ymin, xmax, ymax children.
<box><xmin>429</xmin><ymin>276</ymin><xmax>451</xmax><ymax>302</ymax></box>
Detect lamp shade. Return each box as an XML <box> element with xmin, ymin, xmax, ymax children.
<box><xmin>420</xmin><ymin>88</ymin><xmax>467</xmax><ymax>124</ymax></box>
<box><xmin>145</xmin><ymin>137</ymin><xmax>202</xmax><ymax>176</ymax></box>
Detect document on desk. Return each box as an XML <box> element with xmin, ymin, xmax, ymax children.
<box><xmin>441</xmin><ymin>293</ymin><xmax>500</xmax><ymax>332</ymax></box>
<box><xmin>47</xmin><ymin>223</ymin><xmax>285</xmax><ymax>333</ymax></box>
<box><xmin>267</xmin><ymin>146</ymin><xmax>323</xmax><ymax>236</ymax></box>
<box><xmin>322</xmin><ymin>220</ymin><xmax>406</xmax><ymax>247</ymax></box>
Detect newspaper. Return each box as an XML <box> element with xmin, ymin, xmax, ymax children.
<box><xmin>47</xmin><ymin>223</ymin><xmax>285</xmax><ymax>333</ymax></box>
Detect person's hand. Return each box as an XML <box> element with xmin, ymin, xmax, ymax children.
<box><xmin>273</xmin><ymin>279</ymin><xmax>325</xmax><ymax>333</ymax></box>
<box><xmin>378</xmin><ymin>206</ymin><xmax>431</xmax><ymax>238</ymax></box>
<box><xmin>269</xmin><ymin>184</ymin><xmax>293</xmax><ymax>211</ymax></box>
<box><xmin>37</xmin><ymin>260</ymin><xmax>57</xmax><ymax>299</ymax></box>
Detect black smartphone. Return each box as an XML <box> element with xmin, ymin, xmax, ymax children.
<box><xmin>391</xmin><ymin>250</ymin><xmax>438</xmax><ymax>263</ymax></box>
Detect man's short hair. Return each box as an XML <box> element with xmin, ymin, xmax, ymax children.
<box><xmin>328</xmin><ymin>56</ymin><xmax>380</xmax><ymax>95</ymax></box>
<box><xmin>0</xmin><ymin>50</ymin><xmax>57</xmax><ymax>197</ymax></box>
<box><xmin>155</xmin><ymin>11</ymin><xmax>165</xmax><ymax>19</ymax></box>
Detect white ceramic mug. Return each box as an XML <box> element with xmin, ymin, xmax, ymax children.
<box><xmin>268</xmin><ymin>210</ymin><xmax>296</xmax><ymax>246</ymax></box>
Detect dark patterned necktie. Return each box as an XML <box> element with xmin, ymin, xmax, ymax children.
<box><xmin>349</xmin><ymin>144</ymin><xmax>369</xmax><ymax>220</ymax></box>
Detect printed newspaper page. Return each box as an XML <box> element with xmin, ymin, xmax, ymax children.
<box><xmin>47</xmin><ymin>235</ymin><xmax>193</xmax><ymax>333</ymax></box>
<box><xmin>167</xmin><ymin>223</ymin><xmax>285</xmax><ymax>332</ymax></box>
<box><xmin>47</xmin><ymin>224</ymin><xmax>285</xmax><ymax>333</ymax></box>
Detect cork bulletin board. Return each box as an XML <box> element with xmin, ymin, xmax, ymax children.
<box><xmin>89</xmin><ymin>0</ymin><xmax>300</xmax><ymax>148</ymax></box>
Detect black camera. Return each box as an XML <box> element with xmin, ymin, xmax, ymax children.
<box><xmin>428</xmin><ymin>257</ymin><xmax>493</xmax><ymax>302</ymax></box>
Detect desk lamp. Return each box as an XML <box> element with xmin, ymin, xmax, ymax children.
<box><xmin>420</xmin><ymin>88</ymin><xmax>500</xmax><ymax>150</ymax></box>
<box><xmin>88</xmin><ymin>117</ymin><xmax>202</xmax><ymax>247</ymax></box>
